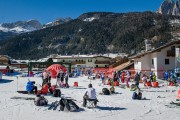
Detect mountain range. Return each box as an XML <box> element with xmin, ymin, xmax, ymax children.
<box><xmin>0</xmin><ymin>1</ymin><xmax>180</xmax><ymax>59</ymax></box>
<box><xmin>0</xmin><ymin>18</ymin><xmax>72</xmax><ymax>40</ymax></box>
<box><xmin>0</xmin><ymin>11</ymin><xmax>180</xmax><ymax>59</ymax></box>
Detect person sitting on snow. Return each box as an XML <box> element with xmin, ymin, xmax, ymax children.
<box><xmin>83</xmin><ymin>84</ymin><xmax>98</xmax><ymax>107</ymax></box>
<box><xmin>152</xmin><ymin>73</ymin><xmax>156</xmax><ymax>82</ymax></box>
<box><xmin>132</xmin><ymin>88</ymin><xmax>142</xmax><ymax>100</ymax></box>
<box><xmin>110</xmin><ymin>86</ymin><xmax>115</xmax><ymax>94</ymax></box>
<box><xmin>26</xmin><ymin>81</ymin><xmax>37</xmax><ymax>94</ymax></box>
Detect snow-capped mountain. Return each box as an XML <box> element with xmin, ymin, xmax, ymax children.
<box><xmin>44</xmin><ymin>17</ymin><xmax>72</xmax><ymax>28</ymax></box>
<box><xmin>0</xmin><ymin>19</ymin><xmax>43</xmax><ymax>33</ymax></box>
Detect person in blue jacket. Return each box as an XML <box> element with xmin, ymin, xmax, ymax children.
<box><xmin>26</xmin><ymin>81</ymin><xmax>37</xmax><ymax>94</ymax></box>
<box><xmin>164</xmin><ymin>71</ymin><xmax>169</xmax><ymax>81</ymax></box>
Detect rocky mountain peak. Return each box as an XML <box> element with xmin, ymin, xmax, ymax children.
<box><xmin>157</xmin><ymin>0</ymin><xmax>180</xmax><ymax>16</ymax></box>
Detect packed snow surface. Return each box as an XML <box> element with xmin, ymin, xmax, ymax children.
<box><xmin>0</xmin><ymin>76</ymin><xmax>180</xmax><ymax>120</ymax></box>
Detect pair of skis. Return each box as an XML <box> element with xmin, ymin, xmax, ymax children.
<box><xmin>48</xmin><ymin>100</ymin><xmax>59</xmax><ymax>110</ymax></box>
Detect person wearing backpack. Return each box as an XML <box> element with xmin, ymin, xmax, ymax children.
<box><xmin>83</xmin><ymin>84</ymin><xmax>97</xmax><ymax>107</ymax></box>
<box><xmin>134</xmin><ymin>72</ymin><xmax>140</xmax><ymax>88</ymax></box>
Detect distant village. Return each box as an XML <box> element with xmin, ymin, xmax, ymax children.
<box><xmin>0</xmin><ymin>40</ymin><xmax>180</xmax><ymax>79</ymax></box>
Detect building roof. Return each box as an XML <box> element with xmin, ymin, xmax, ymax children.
<box><xmin>130</xmin><ymin>40</ymin><xmax>180</xmax><ymax>59</ymax></box>
<box><xmin>113</xmin><ymin>61</ymin><xmax>134</xmax><ymax>71</ymax></box>
<box><xmin>0</xmin><ymin>55</ymin><xmax>11</xmax><ymax>59</ymax></box>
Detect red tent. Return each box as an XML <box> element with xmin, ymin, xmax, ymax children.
<box><xmin>46</xmin><ymin>64</ymin><xmax>67</xmax><ymax>78</ymax></box>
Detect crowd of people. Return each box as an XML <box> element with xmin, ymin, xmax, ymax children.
<box><xmin>25</xmin><ymin>67</ymin><xmax>180</xmax><ymax>109</ymax></box>
<box><xmin>163</xmin><ymin>71</ymin><xmax>179</xmax><ymax>85</ymax></box>
<box><xmin>42</xmin><ymin>70</ymin><xmax>69</xmax><ymax>88</ymax></box>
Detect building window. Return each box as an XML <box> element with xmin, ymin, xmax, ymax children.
<box><xmin>165</xmin><ymin>59</ymin><xmax>169</xmax><ymax>65</ymax></box>
<box><xmin>152</xmin><ymin>59</ymin><xmax>154</xmax><ymax>65</ymax></box>
<box><xmin>88</xmin><ymin>59</ymin><xmax>92</xmax><ymax>62</ymax></box>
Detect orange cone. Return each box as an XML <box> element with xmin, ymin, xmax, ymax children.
<box><xmin>74</xmin><ymin>82</ymin><xmax>78</xmax><ymax>87</ymax></box>
<box><xmin>176</xmin><ymin>90</ymin><xmax>180</xmax><ymax>99</ymax></box>
<box><xmin>152</xmin><ymin>82</ymin><xmax>159</xmax><ymax>88</ymax></box>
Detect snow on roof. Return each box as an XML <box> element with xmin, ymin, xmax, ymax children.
<box><xmin>103</xmin><ymin>53</ymin><xmax>128</xmax><ymax>58</ymax></box>
<box><xmin>53</xmin><ymin>54</ymin><xmax>116</xmax><ymax>59</ymax></box>
<box><xmin>54</xmin><ymin>55</ymin><xmax>95</xmax><ymax>59</ymax></box>
<box><xmin>0</xmin><ymin>65</ymin><xmax>17</xmax><ymax>69</ymax></box>
<box><xmin>14</xmin><ymin>60</ymin><xmax>29</xmax><ymax>63</ymax></box>
<box><xmin>36</xmin><ymin>58</ymin><xmax>49</xmax><ymax>62</ymax></box>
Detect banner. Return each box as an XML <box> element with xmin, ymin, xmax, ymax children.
<box><xmin>176</xmin><ymin>48</ymin><xmax>180</xmax><ymax>58</ymax></box>
<box><xmin>176</xmin><ymin>48</ymin><xmax>180</xmax><ymax>62</ymax></box>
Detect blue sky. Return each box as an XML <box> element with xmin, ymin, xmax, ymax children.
<box><xmin>0</xmin><ymin>0</ymin><xmax>163</xmax><ymax>24</ymax></box>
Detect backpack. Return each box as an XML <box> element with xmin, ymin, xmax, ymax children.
<box><xmin>110</xmin><ymin>87</ymin><xmax>115</xmax><ymax>94</ymax></box>
<box><xmin>59</xmin><ymin>98</ymin><xmax>79</xmax><ymax>112</ymax></box>
<box><xmin>132</xmin><ymin>92</ymin><xmax>138</xmax><ymax>99</ymax></box>
<box><xmin>53</xmin><ymin>89</ymin><xmax>61</xmax><ymax>97</ymax></box>
<box><xmin>137</xmin><ymin>92</ymin><xmax>142</xmax><ymax>100</ymax></box>
<box><xmin>102</xmin><ymin>88</ymin><xmax>110</xmax><ymax>95</ymax></box>
<box><xmin>34</xmin><ymin>96</ymin><xmax>48</xmax><ymax>106</ymax></box>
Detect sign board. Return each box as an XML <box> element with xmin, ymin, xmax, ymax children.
<box><xmin>176</xmin><ymin>48</ymin><xmax>180</xmax><ymax>57</ymax></box>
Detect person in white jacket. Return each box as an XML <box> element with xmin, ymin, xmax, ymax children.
<box><xmin>83</xmin><ymin>84</ymin><xmax>97</xmax><ymax>107</ymax></box>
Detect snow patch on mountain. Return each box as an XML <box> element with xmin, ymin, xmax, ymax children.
<box><xmin>0</xmin><ymin>24</ymin><xmax>9</xmax><ymax>32</ymax></box>
<box><xmin>83</xmin><ymin>17</ymin><xmax>96</xmax><ymax>22</ymax></box>
<box><xmin>170</xmin><ymin>19</ymin><xmax>180</xmax><ymax>24</ymax></box>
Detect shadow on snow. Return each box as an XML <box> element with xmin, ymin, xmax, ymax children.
<box><xmin>0</xmin><ymin>79</ymin><xmax>14</xmax><ymax>84</ymax></box>
<box><xmin>96</xmin><ymin>106</ymin><xmax>127</xmax><ymax>111</ymax></box>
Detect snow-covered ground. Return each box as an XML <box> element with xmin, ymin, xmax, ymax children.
<box><xmin>0</xmin><ymin>76</ymin><xmax>180</xmax><ymax>120</ymax></box>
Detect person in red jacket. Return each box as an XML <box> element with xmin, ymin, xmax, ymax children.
<box><xmin>121</xmin><ymin>71</ymin><xmax>125</xmax><ymax>83</ymax></box>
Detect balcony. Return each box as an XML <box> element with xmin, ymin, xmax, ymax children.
<box><xmin>95</xmin><ymin>61</ymin><xmax>110</xmax><ymax>64</ymax></box>
<box><xmin>72</xmin><ymin>61</ymin><xmax>86</xmax><ymax>65</ymax></box>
